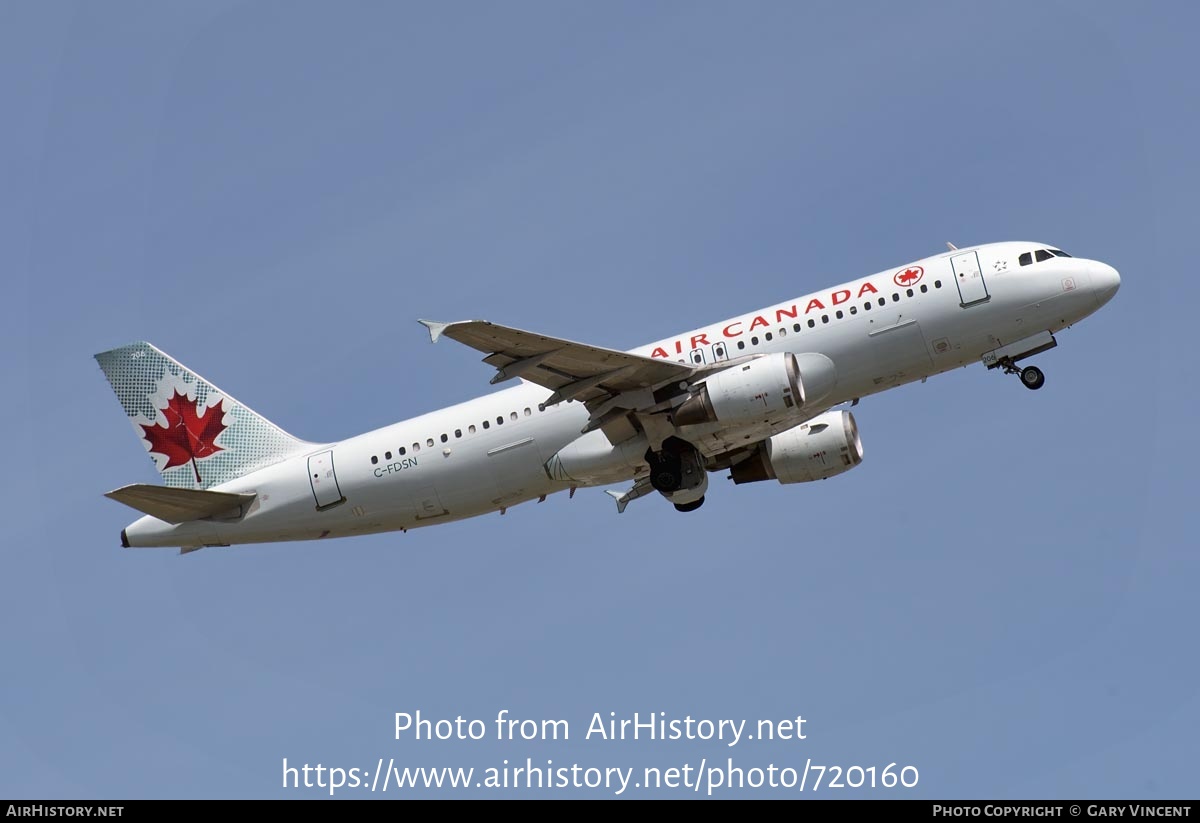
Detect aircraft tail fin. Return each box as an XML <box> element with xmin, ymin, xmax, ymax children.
<box><xmin>95</xmin><ymin>341</ymin><xmax>312</xmax><ymax>489</ymax></box>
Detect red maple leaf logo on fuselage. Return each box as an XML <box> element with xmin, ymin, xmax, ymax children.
<box><xmin>140</xmin><ymin>389</ymin><xmax>227</xmax><ymax>484</ymax></box>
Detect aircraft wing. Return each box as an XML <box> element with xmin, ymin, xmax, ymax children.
<box><xmin>418</xmin><ymin>319</ymin><xmax>694</xmax><ymax>406</ymax></box>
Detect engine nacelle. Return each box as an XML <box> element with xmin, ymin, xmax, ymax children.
<box><xmin>730</xmin><ymin>410</ymin><xmax>863</xmax><ymax>485</ymax></box>
<box><xmin>675</xmin><ymin>352</ymin><xmax>837</xmax><ymax>427</ymax></box>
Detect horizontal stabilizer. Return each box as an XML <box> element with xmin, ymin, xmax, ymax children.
<box><xmin>104</xmin><ymin>484</ymin><xmax>256</xmax><ymax>524</ymax></box>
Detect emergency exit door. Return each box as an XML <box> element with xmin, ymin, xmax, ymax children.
<box><xmin>950</xmin><ymin>250</ymin><xmax>990</xmax><ymax>306</ymax></box>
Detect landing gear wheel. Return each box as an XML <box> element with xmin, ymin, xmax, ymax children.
<box><xmin>648</xmin><ymin>449</ymin><xmax>684</xmax><ymax>493</ymax></box>
<box><xmin>651</xmin><ymin>468</ymin><xmax>681</xmax><ymax>492</ymax></box>
<box><xmin>1020</xmin><ymin>365</ymin><xmax>1045</xmax><ymax>390</ymax></box>
<box><xmin>674</xmin><ymin>497</ymin><xmax>704</xmax><ymax>513</ymax></box>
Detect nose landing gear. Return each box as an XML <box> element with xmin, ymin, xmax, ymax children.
<box><xmin>998</xmin><ymin>358</ymin><xmax>1045</xmax><ymax>390</ymax></box>
<box><xmin>982</xmin><ymin>332</ymin><xmax>1056</xmax><ymax>391</ymax></box>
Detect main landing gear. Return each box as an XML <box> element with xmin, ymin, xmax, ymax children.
<box><xmin>646</xmin><ymin>437</ymin><xmax>707</xmax><ymax>512</ymax></box>
<box><xmin>998</xmin><ymin>358</ymin><xmax>1045</xmax><ymax>391</ymax></box>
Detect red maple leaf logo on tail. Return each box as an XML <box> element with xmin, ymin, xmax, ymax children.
<box><xmin>140</xmin><ymin>390</ymin><xmax>227</xmax><ymax>484</ymax></box>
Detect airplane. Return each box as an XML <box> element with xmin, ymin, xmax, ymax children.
<box><xmin>96</xmin><ymin>241</ymin><xmax>1119</xmax><ymax>552</ymax></box>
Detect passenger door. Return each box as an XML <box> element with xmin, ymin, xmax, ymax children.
<box><xmin>950</xmin><ymin>250</ymin><xmax>990</xmax><ymax>306</ymax></box>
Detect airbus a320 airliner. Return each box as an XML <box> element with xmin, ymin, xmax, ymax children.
<box><xmin>97</xmin><ymin>241</ymin><xmax>1119</xmax><ymax>552</ymax></box>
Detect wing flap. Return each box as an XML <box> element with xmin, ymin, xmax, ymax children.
<box><xmin>419</xmin><ymin>319</ymin><xmax>693</xmax><ymax>405</ymax></box>
<box><xmin>105</xmin><ymin>484</ymin><xmax>256</xmax><ymax>524</ymax></box>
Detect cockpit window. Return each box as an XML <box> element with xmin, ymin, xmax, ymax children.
<box><xmin>1021</xmin><ymin>248</ymin><xmax>1070</xmax><ymax>266</ymax></box>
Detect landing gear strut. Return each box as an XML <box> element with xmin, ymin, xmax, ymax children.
<box><xmin>998</xmin><ymin>358</ymin><xmax>1045</xmax><ymax>391</ymax></box>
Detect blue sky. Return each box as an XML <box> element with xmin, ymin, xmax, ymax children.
<box><xmin>2</xmin><ymin>1</ymin><xmax>1198</xmax><ymax>799</ymax></box>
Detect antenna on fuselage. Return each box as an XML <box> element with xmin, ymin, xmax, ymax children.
<box><xmin>946</xmin><ymin>241</ymin><xmax>958</xmax><ymax>251</ymax></box>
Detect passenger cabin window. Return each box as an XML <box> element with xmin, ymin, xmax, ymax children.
<box><xmin>1035</xmin><ymin>249</ymin><xmax>1054</xmax><ymax>263</ymax></box>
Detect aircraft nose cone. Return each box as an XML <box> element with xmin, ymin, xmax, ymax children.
<box><xmin>1093</xmin><ymin>262</ymin><xmax>1120</xmax><ymax>308</ymax></box>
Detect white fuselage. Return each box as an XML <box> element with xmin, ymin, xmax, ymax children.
<box><xmin>122</xmin><ymin>241</ymin><xmax>1120</xmax><ymax>548</ymax></box>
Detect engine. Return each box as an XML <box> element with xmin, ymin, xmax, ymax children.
<box><xmin>674</xmin><ymin>352</ymin><xmax>837</xmax><ymax>427</ymax></box>
<box><xmin>729</xmin><ymin>410</ymin><xmax>863</xmax><ymax>485</ymax></box>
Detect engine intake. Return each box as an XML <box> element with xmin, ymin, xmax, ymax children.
<box><xmin>730</xmin><ymin>410</ymin><xmax>863</xmax><ymax>484</ymax></box>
